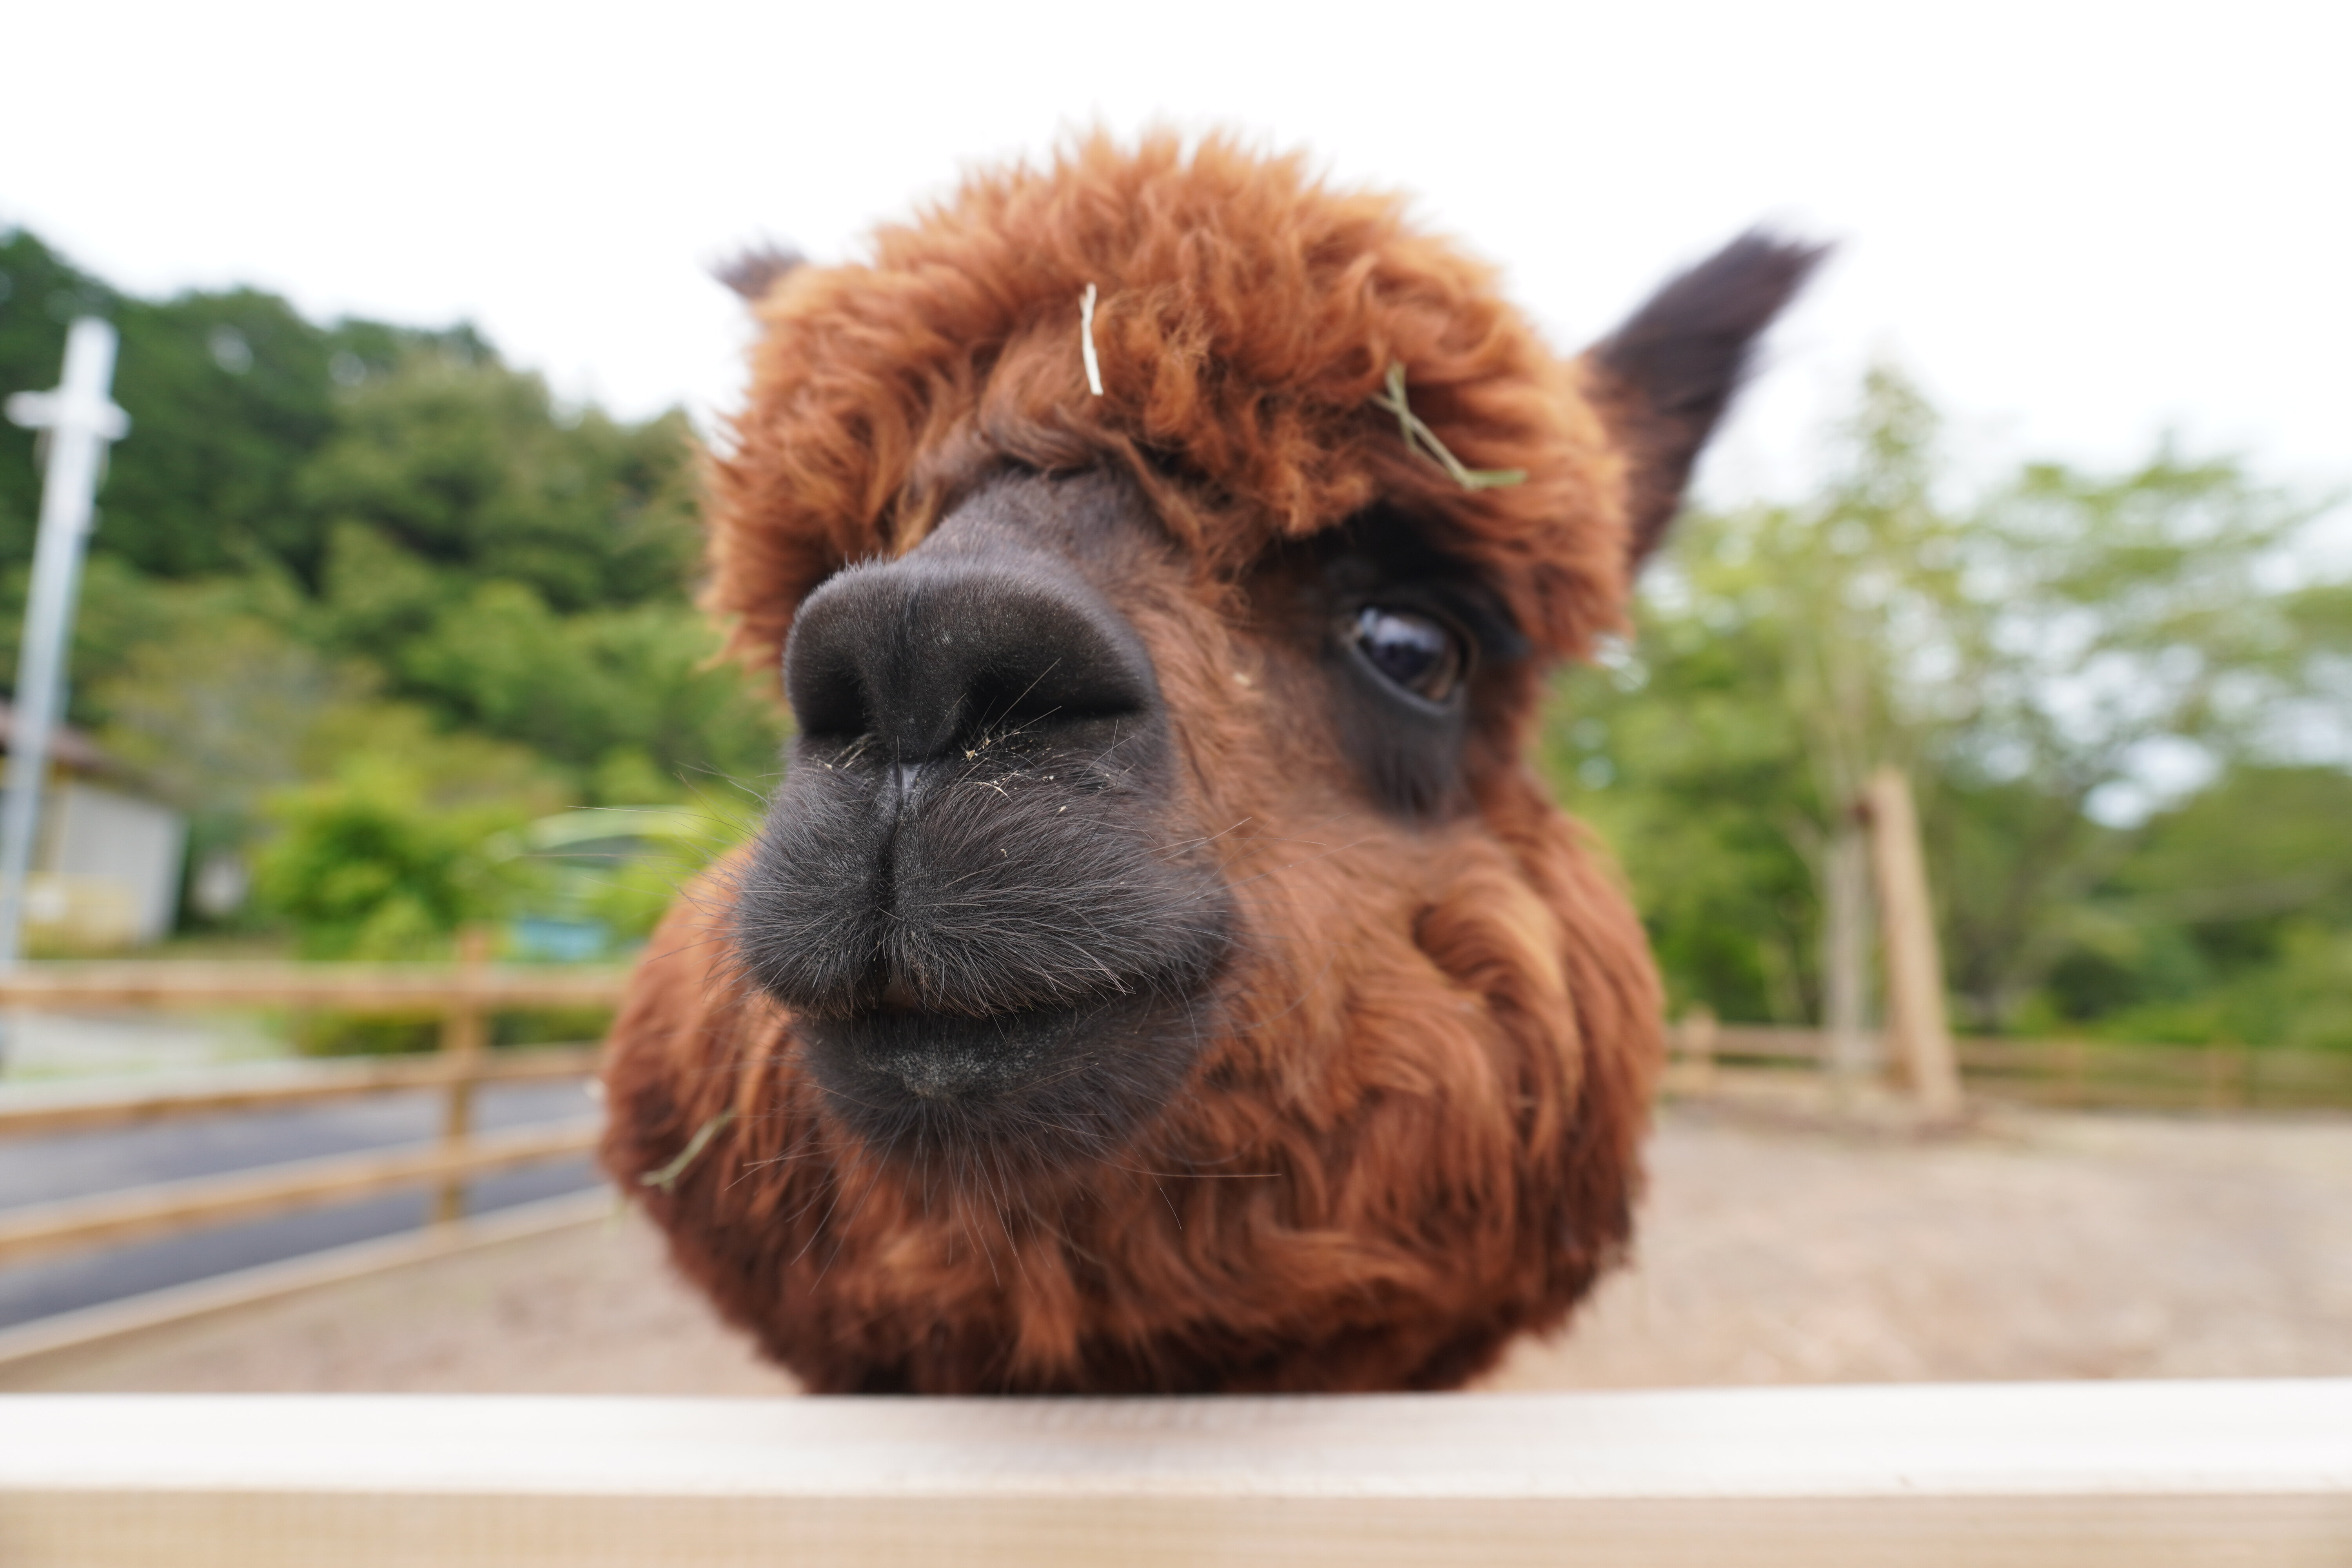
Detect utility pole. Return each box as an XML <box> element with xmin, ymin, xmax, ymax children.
<box><xmin>0</xmin><ymin>319</ymin><xmax>131</xmax><ymax>1066</ymax></box>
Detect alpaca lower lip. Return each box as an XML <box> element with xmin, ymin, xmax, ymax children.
<box><xmin>797</xmin><ymin>990</ymin><xmax>1208</xmax><ymax>1167</ymax></box>
<box><xmin>855</xmin><ymin>1012</ymin><xmax>1051</xmax><ymax>1100</ymax></box>
<box><xmin>806</xmin><ymin>1002</ymin><xmax>1116</xmax><ymax>1100</ymax></box>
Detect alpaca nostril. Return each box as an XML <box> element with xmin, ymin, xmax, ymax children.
<box><xmin>783</xmin><ymin>548</ymin><xmax>1158</xmax><ymax>762</ymax></box>
<box><xmin>780</xmin><ymin>601</ymin><xmax>873</xmax><ymax>742</ymax></box>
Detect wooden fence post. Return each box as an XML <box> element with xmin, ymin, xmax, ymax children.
<box><xmin>1677</xmin><ymin>1007</ymin><xmax>1719</xmax><ymax>1093</ymax></box>
<box><xmin>1821</xmin><ymin>821</ymin><xmax>1877</xmax><ymax>1096</ymax></box>
<box><xmin>2203</xmin><ymin>1044</ymin><xmax>2253</xmax><ymax>1112</ymax></box>
<box><xmin>1862</xmin><ymin>768</ymin><xmax>1964</xmax><ymax>1122</ymax></box>
<box><xmin>432</xmin><ymin>927</ymin><xmax>491</xmax><ymax>1224</ymax></box>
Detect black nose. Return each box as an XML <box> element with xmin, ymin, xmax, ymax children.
<box><xmin>784</xmin><ymin>548</ymin><xmax>1157</xmax><ymax>759</ymax></box>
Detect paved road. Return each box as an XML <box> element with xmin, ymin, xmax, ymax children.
<box><xmin>0</xmin><ymin>1080</ymin><xmax>603</xmax><ymax>1331</ymax></box>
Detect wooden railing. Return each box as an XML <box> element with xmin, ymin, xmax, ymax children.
<box><xmin>0</xmin><ymin>1381</ymin><xmax>2344</xmax><ymax>1566</ymax></box>
<box><xmin>0</xmin><ymin>957</ymin><xmax>628</xmax><ymax>1011</ymax></box>
<box><xmin>0</xmin><ymin>950</ymin><xmax>627</xmax><ymax>1263</ymax></box>
<box><xmin>0</xmin><ymin>1119</ymin><xmax>598</xmax><ymax>1267</ymax></box>
<box><xmin>0</xmin><ymin>1045</ymin><xmax>599</xmax><ymax>1137</ymax></box>
<box><xmin>6</xmin><ymin>958</ymin><xmax>2343</xmax><ymax>1276</ymax></box>
<box><xmin>1665</xmin><ymin>1016</ymin><xmax>2352</xmax><ymax>1111</ymax></box>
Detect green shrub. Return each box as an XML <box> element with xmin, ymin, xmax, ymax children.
<box><xmin>254</xmin><ymin>743</ymin><xmax>561</xmax><ymax>959</ymax></box>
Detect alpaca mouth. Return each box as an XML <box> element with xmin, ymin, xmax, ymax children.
<box><xmin>813</xmin><ymin>1003</ymin><xmax>1083</xmax><ymax>1102</ymax></box>
<box><xmin>795</xmin><ymin>985</ymin><xmax>1213</xmax><ymax>1168</ymax></box>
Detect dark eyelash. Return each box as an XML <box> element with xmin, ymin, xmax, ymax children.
<box><xmin>1346</xmin><ymin>583</ymin><xmax>1518</xmax><ymax>668</ymax></box>
<box><xmin>1324</xmin><ymin>505</ymin><xmax>1528</xmax><ymax>664</ymax></box>
<box><xmin>1417</xmin><ymin>584</ymin><xmax>1526</xmax><ymax>664</ymax></box>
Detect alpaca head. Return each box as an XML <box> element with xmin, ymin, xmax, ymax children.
<box><xmin>602</xmin><ymin>134</ymin><xmax>1818</xmax><ymax>1393</ymax></box>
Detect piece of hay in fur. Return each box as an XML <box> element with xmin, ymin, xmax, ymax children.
<box><xmin>1372</xmin><ymin>363</ymin><xmax>1526</xmax><ymax>490</ymax></box>
<box><xmin>1080</xmin><ymin>283</ymin><xmax>1104</xmax><ymax>397</ymax></box>
<box><xmin>639</xmin><ymin>1107</ymin><xmax>736</xmax><ymax>1192</ymax></box>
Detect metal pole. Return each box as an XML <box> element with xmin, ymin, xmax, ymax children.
<box><xmin>0</xmin><ymin>319</ymin><xmax>131</xmax><ymax>1068</ymax></box>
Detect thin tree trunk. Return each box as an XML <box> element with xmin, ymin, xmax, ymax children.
<box><xmin>1822</xmin><ymin>819</ymin><xmax>1875</xmax><ymax>1092</ymax></box>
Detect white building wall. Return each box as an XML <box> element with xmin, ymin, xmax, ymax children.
<box><xmin>42</xmin><ymin>782</ymin><xmax>187</xmax><ymax>944</ymax></box>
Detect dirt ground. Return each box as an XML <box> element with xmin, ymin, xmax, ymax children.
<box><xmin>9</xmin><ymin>1098</ymin><xmax>2349</xmax><ymax>1394</ymax></box>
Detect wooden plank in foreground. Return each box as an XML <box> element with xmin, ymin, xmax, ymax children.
<box><xmin>0</xmin><ymin>1381</ymin><xmax>2344</xmax><ymax>1566</ymax></box>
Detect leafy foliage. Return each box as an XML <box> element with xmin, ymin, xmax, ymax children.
<box><xmin>300</xmin><ymin>351</ymin><xmax>700</xmax><ymax>612</ymax></box>
<box><xmin>254</xmin><ymin>740</ymin><xmax>560</xmax><ymax>960</ymax></box>
<box><xmin>0</xmin><ymin>225</ymin><xmax>776</xmax><ymax>958</ymax></box>
<box><xmin>1546</xmin><ymin>367</ymin><xmax>2351</xmax><ymax>1047</ymax></box>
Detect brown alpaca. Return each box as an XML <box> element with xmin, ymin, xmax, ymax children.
<box><xmin>601</xmin><ymin>134</ymin><xmax>1817</xmax><ymax>1394</ymax></box>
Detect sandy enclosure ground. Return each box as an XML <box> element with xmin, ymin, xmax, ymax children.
<box><xmin>7</xmin><ymin>1100</ymin><xmax>2349</xmax><ymax>1394</ymax></box>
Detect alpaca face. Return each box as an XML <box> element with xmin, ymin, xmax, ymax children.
<box><xmin>599</xmin><ymin>137</ymin><xmax>1821</xmax><ymax>1392</ymax></box>
<box><xmin>732</xmin><ymin>465</ymin><xmax>1541</xmax><ymax>1180</ymax></box>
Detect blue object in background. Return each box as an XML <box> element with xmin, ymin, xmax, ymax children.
<box><xmin>507</xmin><ymin>916</ymin><xmax>612</xmax><ymax>963</ymax></box>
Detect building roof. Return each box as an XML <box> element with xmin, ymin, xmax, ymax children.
<box><xmin>0</xmin><ymin>700</ymin><xmax>113</xmax><ymax>774</ymax></box>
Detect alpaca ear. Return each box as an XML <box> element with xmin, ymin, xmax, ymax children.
<box><xmin>1583</xmin><ymin>232</ymin><xmax>1826</xmax><ymax>566</ymax></box>
<box><xmin>713</xmin><ymin>242</ymin><xmax>806</xmax><ymax>305</ymax></box>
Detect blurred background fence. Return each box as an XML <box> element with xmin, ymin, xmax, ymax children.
<box><xmin>1663</xmin><ymin>1016</ymin><xmax>2352</xmax><ymax>1112</ymax></box>
<box><xmin>0</xmin><ymin>945</ymin><xmax>619</xmax><ymax>1269</ymax></box>
<box><xmin>3</xmin><ymin>958</ymin><xmax>2342</xmax><ymax>1312</ymax></box>
<box><xmin>0</xmin><ymin>940</ymin><xmax>619</xmax><ymax>1345</ymax></box>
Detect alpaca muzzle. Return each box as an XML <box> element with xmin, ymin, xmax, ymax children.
<box><xmin>730</xmin><ymin>474</ymin><xmax>1235</xmax><ymax>1166</ymax></box>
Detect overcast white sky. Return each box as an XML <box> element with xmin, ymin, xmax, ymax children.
<box><xmin>5</xmin><ymin>0</ymin><xmax>2347</xmax><ymax>526</ymax></box>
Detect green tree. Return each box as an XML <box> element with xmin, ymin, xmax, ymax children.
<box><xmin>1550</xmin><ymin>366</ymin><xmax>2348</xmax><ymax>1040</ymax></box>
<box><xmin>0</xmin><ymin>229</ymin><xmax>120</xmax><ymax>567</ymax></box>
<box><xmin>1921</xmin><ymin>448</ymin><xmax>2330</xmax><ymax>1025</ymax></box>
<box><xmin>0</xmin><ymin>223</ymin><xmax>789</xmax><ymax>960</ymax></box>
<box><xmin>299</xmin><ymin>350</ymin><xmax>699</xmax><ymax>614</ymax></box>
<box><xmin>1</xmin><ymin>227</ymin><xmax>486</xmax><ymax>584</ymax></box>
<box><xmin>392</xmin><ymin>583</ymin><xmax>781</xmax><ymax>788</ymax></box>
<box><xmin>252</xmin><ymin>723</ymin><xmax>564</xmax><ymax>960</ymax></box>
<box><xmin>2036</xmin><ymin>765</ymin><xmax>2352</xmax><ymax>1050</ymax></box>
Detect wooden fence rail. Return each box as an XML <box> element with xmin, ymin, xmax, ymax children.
<box><xmin>0</xmin><ymin>958</ymin><xmax>630</xmax><ymax>1011</ymax></box>
<box><xmin>0</xmin><ymin>1382</ymin><xmax>2345</xmax><ymax>1566</ymax></box>
<box><xmin>0</xmin><ymin>1122</ymin><xmax>599</xmax><ymax>1267</ymax></box>
<box><xmin>0</xmin><ymin>1045</ymin><xmax>600</xmax><ymax>1136</ymax></box>
<box><xmin>1666</xmin><ymin>1019</ymin><xmax>2352</xmax><ymax>1112</ymax></box>
<box><xmin>0</xmin><ymin>951</ymin><xmax>625</xmax><ymax>1258</ymax></box>
<box><xmin>4</xmin><ymin>960</ymin><xmax>2345</xmax><ymax>1281</ymax></box>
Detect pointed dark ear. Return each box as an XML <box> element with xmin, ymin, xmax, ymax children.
<box><xmin>712</xmin><ymin>242</ymin><xmax>806</xmax><ymax>305</ymax></box>
<box><xmin>1584</xmin><ymin>231</ymin><xmax>1826</xmax><ymax>565</ymax></box>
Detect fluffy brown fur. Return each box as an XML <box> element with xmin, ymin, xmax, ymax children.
<box><xmin>601</xmin><ymin>132</ymin><xmax>1807</xmax><ymax>1392</ymax></box>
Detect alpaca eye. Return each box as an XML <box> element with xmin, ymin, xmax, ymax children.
<box><xmin>1347</xmin><ymin>606</ymin><xmax>1466</xmax><ymax>702</ymax></box>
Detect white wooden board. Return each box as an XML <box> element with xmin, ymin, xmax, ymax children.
<box><xmin>2</xmin><ymin>1380</ymin><xmax>2345</xmax><ymax>1565</ymax></box>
